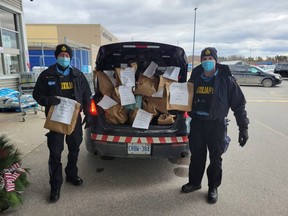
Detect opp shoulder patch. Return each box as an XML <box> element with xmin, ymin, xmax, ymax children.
<box><xmin>48</xmin><ymin>81</ymin><xmax>56</xmax><ymax>86</ymax></box>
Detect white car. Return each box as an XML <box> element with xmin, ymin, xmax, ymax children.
<box><xmin>257</xmin><ymin>65</ymin><xmax>275</xmax><ymax>73</ymax></box>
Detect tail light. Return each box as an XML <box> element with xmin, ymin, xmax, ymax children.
<box><xmin>90</xmin><ymin>99</ymin><xmax>98</xmax><ymax>116</ymax></box>
<box><xmin>184</xmin><ymin>112</ymin><xmax>189</xmax><ymax>118</ymax></box>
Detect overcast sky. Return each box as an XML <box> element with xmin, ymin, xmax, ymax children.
<box><xmin>23</xmin><ymin>0</ymin><xmax>288</xmax><ymax>58</ymax></box>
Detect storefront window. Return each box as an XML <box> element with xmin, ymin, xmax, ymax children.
<box><xmin>0</xmin><ymin>8</ymin><xmax>16</xmax><ymax>31</ymax></box>
<box><xmin>4</xmin><ymin>54</ymin><xmax>20</xmax><ymax>74</ymax></box>
<box><xmin>0</xmin><ymin>7</ymin><xmax>22</xmax><ymax>76</ymax></box>
<box><xmin>1</xmin><ymin>29</ymin><xmax>18</xmax><ymax>49</ymax></box>
<box><xmin>0</xmin><ymin>54</ymin><xmax>3</xmax><ymax>75</ymax></box>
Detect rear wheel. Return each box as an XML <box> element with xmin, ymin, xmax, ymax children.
<box><xmin>262</xmin><ymin>78</ymin><xmax>273</xmax><ymax>87</ymax></box>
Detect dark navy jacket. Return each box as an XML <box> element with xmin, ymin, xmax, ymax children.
<box><xmin>33</xmin><ymin>64</ymin><xmax>91</xmax><ymax>117</ymax></box>
<box><xmin>188</xmin><ymin>63</ymin><xmax>249</xmax><ymax>129</ymax></box>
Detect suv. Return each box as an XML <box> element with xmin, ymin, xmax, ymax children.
<box><xmin>84</xmin><ymin>41</ymin><xmax>190</xmax><ymax>158</ymax></box>
<box><xmin>274</xmin><ymin>62</ymin><xmax>288</xmax><ymax>77</ymax></box>
<box><xmin>221</xmin><ymin>61</ymin><xmax>282</xmax><ymax>87</ymax></box>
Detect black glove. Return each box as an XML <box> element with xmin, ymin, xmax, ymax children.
<box><xmin>82</xmin><ymin>115</ymin><xmax>92</xmax><ymax>129</ymax></box>
<box><xmin>46</xmin><ymin>96</ymin><xmax>61</xmax><ymax>105</ymax></box>
<box><xmin>238</xmin><ymin>128</ymin><xmax>249</xmax><ymax>147</ymax></box>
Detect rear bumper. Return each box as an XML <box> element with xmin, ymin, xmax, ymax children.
<box><xmin>84</xmin><ymin>131</ymin><xmax>190</xmax><ymax>158</ymax></box>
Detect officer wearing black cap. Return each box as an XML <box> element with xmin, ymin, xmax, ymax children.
<box><xmin>33</xmin><ymin>44</ymin><xmax>91</xmax><ymax>203</ymax></box>
<box><xmin>182</xmin><ymin>47</ymin><xmax>249</xmax><ymax>204</ymax></box>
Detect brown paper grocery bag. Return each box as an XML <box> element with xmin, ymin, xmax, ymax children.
<box><xmin>105</xmin><ymin>104</ymin><xmax>128</xmax><ymax>124</ymax></box>
<box><xmin>95</xmin><ymin>70</ymin><xmax>114</xmax><ymax>97</ymax></box>
<box><xmin>115</xmin><ymin>63</ymin><xmax>137</xmax><ymax>86</ymax></box>
<box><xmin>157</xmin><ymin>114</ymin><xmax>175</xmax><ymax>125</ymax></box>
<box><xmin>142</xmin><ymin>99</ymin><xmax>158</xmax><ymax>116</ymax></box>
<box><xmin>134</xmin><ymin>73</ymin><xmax>158</xmax><ymax>96</ymax></box>
<box><xmin>44</xmin><ymin>102</ymin><xmax>81</xmax><ymax>135</ymax></box>
<box><xmin>128</xmin><ymin>108</ymin><xmax>138</xmax><ymax>125</ymax></box>
<box><xmin>158</xmin><ymin>75</ymin><xmax>176</xmax><ymax>91</ymax></box>
<box><xmin>145</xmin><ymin>95</ymin><xmax>169</xmax><ymax>114</ymax></box>
<box><xmin>165</xmin><ymin>82</ymin><xmax>194</xmax><ymax>111</ymax></box>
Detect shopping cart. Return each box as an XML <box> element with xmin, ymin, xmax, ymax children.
<box><xmin>18</xmin><ymin>82</ymin><xmax>38</xmax><ymax>122</ymax></box>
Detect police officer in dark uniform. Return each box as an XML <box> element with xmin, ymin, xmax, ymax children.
<box><xmin>181</xmin><ymin>47</ymin><xmax>249</xmax><ymax>204</ymax></box>
<box><xmin>33</xmin><ymin>44</ymin><xmax>91</xmax><ymax>203</ymax></box>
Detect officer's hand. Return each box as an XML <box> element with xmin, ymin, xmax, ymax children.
<box><xmin>46</xmin><ymin>96</ymin><xmax>61</xmax><ymax>105</ymax></box>
<box><xmin>238</xmin><ymin>128</ymin><xmax>248</xmax><ymax>147</ymax></box>
<box><xmin>82</xmin><ymin>115</ymin><xmax>92</xmax><ymax>129</ymax></box>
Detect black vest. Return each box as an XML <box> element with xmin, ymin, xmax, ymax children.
<box><xmin>193</xmin><ymin>76</ymin><xmax>215</xmax><ymax>115</ymax></box>
<box><xmin>59</xmin><ymin>74</ymin><xmax>75</xmax><ymax>100</ymax></box>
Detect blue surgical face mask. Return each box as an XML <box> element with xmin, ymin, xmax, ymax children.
<box><xmin>202</xmin><ymin>60</ymin><xmax>215</xmax><ymax>72</ymax></box>
<box><xmin>57</xmin><ymin>57</ymin><xmax>70</xmax><ymax>68</ymax></box>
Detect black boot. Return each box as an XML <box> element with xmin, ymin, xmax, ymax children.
<box><xmin>207</xmin><ymin>187</ymin><xmax>218</xmax><ymax>204</ymax></box>
<box><xmin>181</xmin><ymin>183</ymin><xmax>201</xmax><ymax>193</ymax></box>
<box><xmin>66</xmin><ymin>176</ymin><xmax>83</xmax><ymax>186</ymax></box>
<box><xmin>49</xmin><ymin>188</ymin><xmax>61</xmax><ymax>203</ymax></box>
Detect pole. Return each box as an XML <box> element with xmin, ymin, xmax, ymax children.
<box><xmin>192</xmin><ymin>7</ymin><xmax>198</xmax><ymax>69</ymax></box>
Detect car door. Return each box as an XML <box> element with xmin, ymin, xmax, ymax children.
<box><xmin>245</xmin><ymin>66</ymin><xmax>262</xmax><ymax>85</ymax></box>
<box><xmin>229</xmin><ymin>65</ymin><xmax>246</xmax><ymax>84</ymax></box>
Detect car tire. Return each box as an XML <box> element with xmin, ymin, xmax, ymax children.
<box><xmin>262</xmin><ymin>78</ymin><xmax>273</xmax><ymax>87</ymax></box>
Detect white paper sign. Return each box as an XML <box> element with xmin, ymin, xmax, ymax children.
<box><xmin>169</xmin><ymin>83</ymin><xmax>189</xmax><ymax>106</ymax></box>
<box><xmin>119</xmin><ymin>86</ymin><xmax>136</xmax><ymax>106</ymax></box>
<box><xmin>120</xmin><ymin>67</ymin><xmax>135</xmax><ymax>86</ymax></box>
<box><xmin>103</xmin><ymin>70</ymin><xmax>117</xmax><ymax>86</ymax></box>
<box><xmin>143</xmin><ymin>61</ymin><xmax>158</xmax><ymax>78</ymax></box>
<box><xmin>163</xmin><ymin>66</ymin><xmax>180</xmax><ymax>81</ymax></box>
<box><xmin>50</xmin><ymin>97</ymin><xmax>77</xmax><ymax>124</ymax></box>
<box><xmin>97</xmin><ymin>95</ymin><xmax>118</xmax><ymax>109</ymax></box>
<box><xmin>132</xmin><ymin>108</ymin><xmax>153</xmax><ymax>129</ymax></box>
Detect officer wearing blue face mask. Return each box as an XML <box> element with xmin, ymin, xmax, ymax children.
<box><xmin>33</xmin><ymin>44</ymin><xmax>91</xmax><ymax>203</ymax></box>
<box><xmin>182</xmin><ymin>47</ymin><xmax>249</xmax><ymax>204</ymax></box>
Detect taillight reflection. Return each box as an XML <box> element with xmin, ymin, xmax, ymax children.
<box><xmin>184</xmin><ymin>112</ymin><xmax>189</xmax><ymax>118</ymax></box>
<box><xmin>90</xmin><ymin>99</ymin><xmax>97</xmax><ymax>115</ymax></box>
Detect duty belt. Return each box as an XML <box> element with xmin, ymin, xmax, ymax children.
<box><xmin>192</xmin><ymin>114</ymin><xmax>222</xmax><ymax>121</ymax></box>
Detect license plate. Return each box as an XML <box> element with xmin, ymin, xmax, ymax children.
<box><xmin>127</xmin><ymin>143</ymin><xmax>151</xmax><ymax>155</ymax></box>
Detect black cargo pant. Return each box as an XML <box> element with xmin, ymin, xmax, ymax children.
<box><xmin>46</xmin><ymin>115</ymin><xmax>82</xmax><ymax>191</ymax></box>
<box><xmin>188</xmin><ymin>117</ymin><xmax>228</xmax><ymax>189</ymax></box>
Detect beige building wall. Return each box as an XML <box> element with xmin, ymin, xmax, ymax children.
<box><xmin>26</xmin><ymin>24</ymin><xmax>118</xmax><ymax>69</ymax></box>
<box><xmin>26</xmin><ymin>25</ymin><xmax>59</xmax><ymax>44</ymax></box>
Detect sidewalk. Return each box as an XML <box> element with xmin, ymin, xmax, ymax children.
<box><xmin>0</xmin><ymin>108</ymin><xmax>47</xmax><ymax>158</ymax></box>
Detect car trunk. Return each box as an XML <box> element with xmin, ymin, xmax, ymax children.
<box><xmin>91</xmin><ymin>41</ymin><xmax>189</xmax><ymax>137</ymax></box>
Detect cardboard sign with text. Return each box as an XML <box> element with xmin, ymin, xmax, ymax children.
<box><xmin>165</xmin><ymin>82</ymin><xmax>194</xmax><ymax>111</ymax></box>
<box><xmin>44</xmin><ymin>101</ymin><xmax>81</xmax><ymax>135</ymax></box>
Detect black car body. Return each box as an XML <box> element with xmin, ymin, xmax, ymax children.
<box><xmin>84</xmin><ymin>41</ymin><xmax>191</xmax><ymax>158</ymax></box>
<box><xmin>221</xmin><ymin>61</ymin><xmax>282</xmax><ymax>87</ymax></box>
<box><xmin>274</xmin><ymin>62</ymin><xmax>288</xmax><ymax>77</ymax></box>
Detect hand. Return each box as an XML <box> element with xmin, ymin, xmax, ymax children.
<box><xmin>46</xmin><ymin>96</ymin><xmax>61</xmax><ymax>105</ymax></box>
<box><xmin>238</xmin><ymin>128</ymin><xmax>248</xmax><ymax>147</ymax></box>
<box><xmin>82</xmin><ymin>115</ymin><xmax>92</xmax><ymax>129</ymax></box>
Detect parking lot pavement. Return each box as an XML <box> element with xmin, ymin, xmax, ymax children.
<box><xmin>0</xmin><ymin>108</ymin><xmax>47</xmax><ymax>157</ymax></box>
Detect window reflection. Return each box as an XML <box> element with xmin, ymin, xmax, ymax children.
<box><xmin>4</xmin><ymin>54</ymin><xmax>20</xmax><ymax>74</ymax></box>
<box><xmin>2</xmin><ymin>29</ymin><xmax>18</xmax><ymax>49</ymax></box>
<box><xmin>0</xmin><ymin>7</ymin><xmax>21</xmax><ymax>75</ymax></box>
<box><xmin>0</xmin><ymin>8</ymin><xmax>16</xmax><ymax>31</ymax></box>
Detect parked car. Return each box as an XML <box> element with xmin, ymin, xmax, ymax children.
<box><xmin>221</xmin><ymin>61</ymin><xmax>282</xmax><ymax>87</ymax></box>
<box><xmin>257</xmin><ymin>64</ymin><xmax>275</xmax><ymax>73</ymax></box>
<box><xmin>274</xmin><ymin>62</ymin><xmax>288</xmax><ymax>77</ymax></box>
<box><xmin>84</xmin><ymin>41</ymin><xmax>191</xmax><ymax>158</ymax></box>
